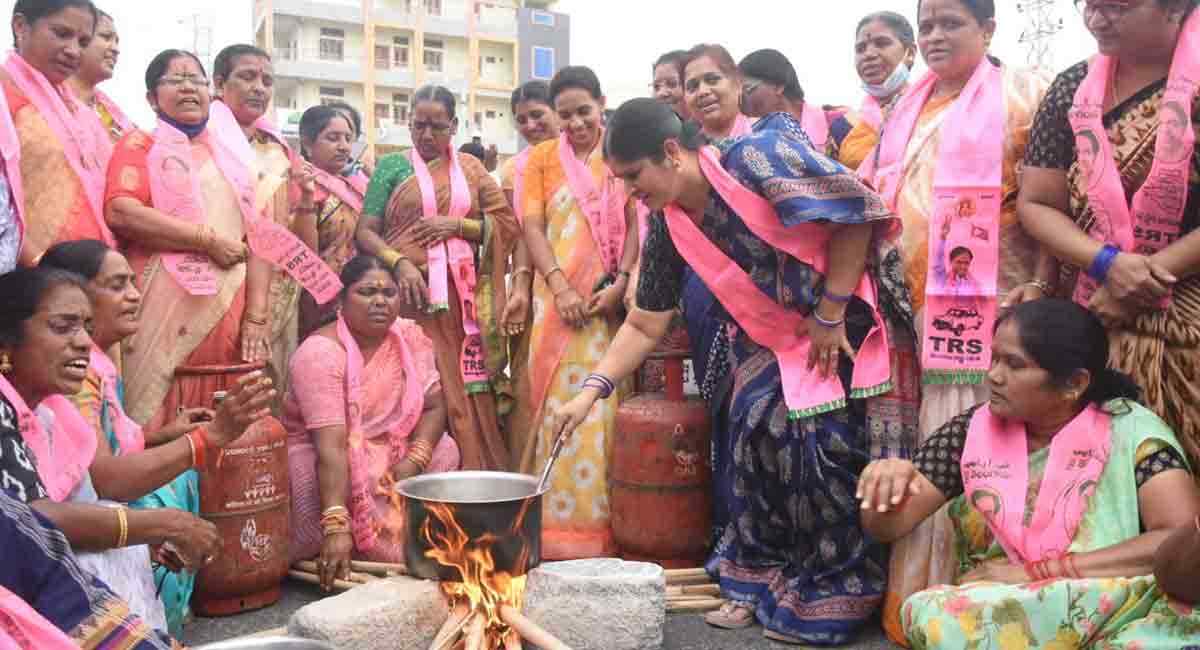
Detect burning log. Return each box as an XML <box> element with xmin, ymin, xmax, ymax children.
<box><xmin>499</xmin><ymin>605</ymin><xmax>572</xmax><ymax>650</ymax></box>
<box><xmin>463</xmin><ymin>613</ymin><xmax>486</xmax><ymax>650</ymax></box>
<box><xmin>429</xmin><ymin>604</ymin><xmax>471</xmax><ymax>650</ymax></box>
<box><xmin>501</xmin><ymin>630</ymin><xmax>522</xmax><ymax>650</ymax></box>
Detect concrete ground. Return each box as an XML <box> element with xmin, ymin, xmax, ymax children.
<box><xmin>181</xmin><ymin>581</ymin><xmax>901</xmax><ymax>649</ymax></box>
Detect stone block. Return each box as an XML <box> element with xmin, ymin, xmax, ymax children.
<box><xmin>523</xmin><ymin>558</ymin><xmax>665</xmax><ymax>650</ymax></box>
<box><xmin>287</xmin><ymin>576</ymin><xmax>447</xmax><ymax>650</ymax></box>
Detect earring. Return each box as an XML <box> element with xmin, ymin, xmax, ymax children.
<box><xmin>0</xmin><ymin>352</ymin><xmax>11</xmax><ymax>375</ymax></box>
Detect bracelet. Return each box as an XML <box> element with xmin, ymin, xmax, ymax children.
<box><xmin>187</xmin><ymin>428</ymin><xmax>209</xmax><ymax>468</ymax></box>
<box><xmin>458</xmin><ymin>219</ymin><xmax>464</xmax><ymax>238</ymax></box>
<box><xmin>185</xmin><ymin>433</ymin><xmax>197</xmax><ymax>468</ymax></box>
<box><xmin>1022</xmin><ymin>279</ymin><xmax>1052</xmax><ymax>295</ymax></box>
<box><xmin>512</xmin><ymin>267</ymin><xmax>533</xmax><ymax>280</ymax></box>
<box><xmin>1065</xmin><ymin>553</ymin><xmax>1082</xmax><ymax>580</ymax></box>
<box><xmin>546</xmin><ymin>266</ymin><xmax>564</xmax><ymax>281</ymax></box>
<box><xmin>582</xmin><ymin>373</ymin><xmax>616</xmax><ymax>400</ymax></box>
<box><xmin>244</xmin><ymin>312</ymin><xmax>269</xmax><ymax>326</ymax></box>
<box><xmin>405</xmin><ymin>440</ymin><xmax>435</xmax><ymax>473</ymax></box>
<box><xmin>1087</xmin><ymin>244</ymin><xmax>1121</xmax><ymax>283</ymax></box>
<box><xmin>821</xmin><ymin>288</ymin><xmax>854</xmax><ymax>304</ymax></box>
<box><xmin>617</xmin><ymin>270</ymin><xmax>631</xmax><ymax>281</ymax></box>
<box><xmin>322</xmin><ymin>505</ymin><xmax>349</xmax><ymax>517</ymax></box>
<box><xmin>196</xmin><ymin>225</ymin><xmax>214</xmax><ymax>251</ymax></box>
<box><xmin>115</xmin><ymin>507</ymin><xmax>128</xmax><ymax>548</ymax></box>
<box><xmin>378</xmin><ymin>248</ymin><xmax>404</xmax><ymax>270</ymax></box>
<box><xmin>460</xmin><ymin>219</ymin><xmax>482</xmax><ymax>240</ymax></box>
<box><xmin>812</xmin><ymin>311</ymin><xmax>846</xmax><ymax>328</ymax></box>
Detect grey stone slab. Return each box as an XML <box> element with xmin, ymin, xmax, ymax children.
<box><xmin>287</xmin><ymin>577</ymin><xmax>448</xmax><ymax>650</ymax></box>
<box><xmin>523</xmin><ymin>558</ymin><xmax>666</xmax><ymax>650</ymax></box>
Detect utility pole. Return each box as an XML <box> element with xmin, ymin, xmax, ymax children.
<box><xmin>1017</xmin><ymin>0</ymin><xmax>1064</xmax><ymax>70</ymax></box>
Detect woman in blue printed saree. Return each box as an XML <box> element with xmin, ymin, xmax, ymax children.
<box><xmin>553</xmin><ymin>99</ymin><xmax>915</xmax><ymax>646</ymax></box>
<box><xmin>859</xmin><ymin>299</ymin><xmax>1200</xmax><ymax>649</ymax></box>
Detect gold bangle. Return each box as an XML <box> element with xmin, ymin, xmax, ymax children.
<box><xmin>185</xmin><ymin>433</ymin><xmax>197</xmax><ymax>468</ymax></box>
<box><xmin>116</xmin><ymin>507</ymin><xmax>128</xmax><ymax>548</ymax></box>
<box><xmin>322</xmin><ymin>505</ymin><xmax>349</xmax><ymax>516</ymax></box>
<box><xmin>460</xmin><ymin>219</ymin><xmax>482</xmax><ymax>240</ymax></box>
<box><xmin>244</xmin><ymin>312</ymin><xmax>268</xmax><ymax>326</ymax></box>
<box><xmin>378</xmin><ymin>248</ymin><xmax>403</xmax><ymax>270</ymax></box>
<box><xmin>512</xmin><ymin>267</ymin><xmax>533</xmax><ymax>280</ymax></box>
<box><xmin>1022</xmin><ymin>280</ymin><xmax>1052</xmax><ymax>295</ymax></box>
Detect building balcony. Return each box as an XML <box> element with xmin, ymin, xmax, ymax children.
<box><xmin>475</xmin><ymin>6</ymin><xmax>517</xmax><ymax>39</ymax></box>
<box><xmin>274</xmin><ymin>47</ymin><xmax>365</xmax><ymax>84</ymax></box>
<box><xmin>271</xmin><ymin>0</ymin><xmax>363</xmax><ymax>24</ymax></box>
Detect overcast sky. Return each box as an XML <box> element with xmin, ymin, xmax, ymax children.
<box><xmin>0</xmin><ymin>0</ymin><xmax>1099</xmax><ymax>129</ymax></box>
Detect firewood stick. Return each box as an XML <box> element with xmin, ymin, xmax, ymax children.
<box><xmin>666</xmin><ymin>594</ymin><xmax>720</xmax><ymax>603</ymax></box>
<box><xmin>463</xmin><ymin>613</ymin><xmax>486</xmax><ymax>650</ymax></box>
<box><xmin>666</xmin><ymin>598</ymin><xmax>726</xmax><ymax>613</ymax></box>
<box><xmin>664</xmin><ymin>568</ymin><xmax>709</xmax><ymax>581</ymax></box>
<box><xmin>429</xmin><ymin>603</ymin><xmax>471</xmax><ymax>650</ymax></box>
<box><xmin>502</xmin><ymin>629</ymin><xmax>523</xmax><ymax>650</ymax></box>
<box><xmin>499</xmin><ymin>605</ymin><xmax>573</xmax><ymax>650</ymax></box>
<box><xmin>667</xmin><ymin>584</ymin><xmax>720</xmax><ymax>597</ymax></box>
<box><xmin>287</xmin><ymin>569</ymin><xmax>358</xmax><ymax>592</ymax></box>
<box><xmin>293</xmin><ymin>560</ymin><xmax>377</xmax><ymax>584</ymax></box>
<box><xmin>350</xmin><ymin>560</ymin><xmax>408</xmax><ymax>576</ymax></box>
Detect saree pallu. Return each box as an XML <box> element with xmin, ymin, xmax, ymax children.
<box><xmin>0</xmin><ymin>492</ymin><xmax>181</xmax><ymax>649</ymax></box>
<box><xmin>381</xmin><ymin>152</ymin><xmax>517</xmax><ymax>471</ymax></box>
<box><xmin>106</xmin><ymin>131</ymin><xmax>249</xmax><ymax>430</ymax></box>
<box><xmin>1063</xmin><ymin>90</ymin><xmax>1200</xmax><ymax>469</ymax></box>
<box><xmin>284</xmin><ymin>325</ymin><xmax>459</xmax><ymax>563</ymax></box>
<box><xmin>1</xmin><ymin>78</ymin><xmax>108</xmax><ymax>265</ymax></box>
<box><xmin>904</xmin><ymin>402</ymin><xmax>1200</xmax><ymax>649</ymax></box>
<box><xmin>253</xmin><ymin>134</ymin><xmax>302</xmax><ymax>389</ymax></box>
<box><xmin>498</xmin><ymin>154</ymin><xmax>535</xmax><ymax>471</ymax></box>
<box><xmin>878</xmin><ymin>66</ymin><xmax>1050</xmax><ymax>643</ymax></box>
<box><xmin>69</xmin><ymin>369</ymin><xmax>198</xmax><ymax>637</ymax></box>
<box><xmin>298</xmin><ymin>184</ymin><xmax>364</xmax><ymax>339</ymax></box>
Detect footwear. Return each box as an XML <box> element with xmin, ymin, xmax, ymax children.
<box><xmin>763</xmin><ymin>629</ymin><xmax>808</xmax><ymax>645</ymax></box>
<box><xmin>704</xmin><ymin>602</ymin><xmax>756</xmax><ymax>630</ymax></box>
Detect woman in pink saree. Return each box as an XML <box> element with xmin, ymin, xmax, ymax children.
<box><xmin>285</xmin><ymin>255</ymin><xmax>458</xmax><ymax>591</ymax></box>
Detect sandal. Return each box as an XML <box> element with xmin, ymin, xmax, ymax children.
<box><xmin>704</xmin><ymin>601</ymin><xmax>756</xmax><ymax>630</ymax></box>
<box><xmin>763</xmin><ymin>629</ymin><xmax>807</xmax><ymax>645</ymax></box>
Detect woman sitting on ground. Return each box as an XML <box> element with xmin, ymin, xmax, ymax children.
<box><xmin>859</xmin><ymin>299</ymin><xmax>1200</xmax><ymax>649</ymax></box>
<box><xmin>285</xmin><ymin>255</ymin><xmax>458</xmax><ymax>591</ymax></box>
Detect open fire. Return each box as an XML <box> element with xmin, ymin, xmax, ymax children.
<box><xmin>421</xmin><ymin>501</ymin><xmax>571</xmax><ymax>650</ymax></box>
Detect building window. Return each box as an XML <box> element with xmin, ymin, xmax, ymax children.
<box><xmin>531</xmin><ymin>10</ymin><xmax>555</xmax><ymax>27</ymax></box>
<box><xmin>392</xmin><ymin>93</ymin><xmax>410</xmax><ymax>124</ymax></box>
<box><xmin>485</xmin><ymin>110</ymin><xmax>497</xmax><ymax>119</ymax></box>
<box><xmin>532</xmin><ymin>46</ymin><xmax>555</xmax><ymax>80</ymax></box>
<box><xmin>393</xmin><ymin>36</ymin><xmax>410</xmax><ymax>67</ymax></box>
<box><xmin>319</xmin><ymin>27</ymin><xmax>345</xmax><ymax>62</ymax></box>
<box><xmin>424</xmin><ymin>38</ymin><xmax>444</xmax><ymax>73</ymax></box>
<box><xmin>425</xmin><ymin>0</ymin><xmax>442</xmax><ymax>16</ymax></box>
<box><xmin>374</xmin><ymin>45</ymin><xmax>391</xmax><ymax>69</ymax></box>
<box><xmin>374</xmin><ymin>103</ymin><xmax>391</xmax><ymax>125</ymax></box>
<box><xmin>319</xmin><ymin>86</ymin><xmax>345</xmax><ymax>106</ymax></box>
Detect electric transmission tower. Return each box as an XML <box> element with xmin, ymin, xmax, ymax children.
<box><xmin>1018</xmin><ymin>0</ymin><xmax>1064</xmax><ymax>70</ymax></box>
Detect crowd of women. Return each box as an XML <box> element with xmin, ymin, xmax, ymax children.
<box><xmin>1</xmin><ymin>0</ymin><xmax>1200</xmax><ymax>648</ymax></box>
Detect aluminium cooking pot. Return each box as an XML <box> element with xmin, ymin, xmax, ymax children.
<box><xmin>398</xmin><ymin>471</ymin><xmax>542</xmax><ymax>581</ymax></box>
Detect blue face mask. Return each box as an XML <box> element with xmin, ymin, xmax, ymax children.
<box><xmin>157</xmin><ymin>111</ymin><xmax>208</xmax><ymax>139</ymax></box>
<box><xmin>862</xmin><ymin>61</ymin><xmax>911</xmax><ymax>99</ymax></box>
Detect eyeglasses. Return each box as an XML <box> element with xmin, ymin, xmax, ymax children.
<box><xmin>1073</xmin><ymin>0</ymin><xmax>1135</xmax><ymax>22</ymax></box>
<box><xmin>158</xmin><ymin>75</ymin><xmax>209</xmax><ymax>88</ymax></box>
<box><xmin>411</xmin><ymin>121</ymin><xmax>453</xmax><ymax>135</ymax></box>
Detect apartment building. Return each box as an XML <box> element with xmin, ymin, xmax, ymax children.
<box><xmin>252</xmin><ymin>0</ymin><xmax>569</xmax><ymax>158</ymax></box>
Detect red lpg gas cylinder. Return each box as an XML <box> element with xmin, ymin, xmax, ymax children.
<box><xmin>612</xmin><ymin>329</ymin><xmax>712</xmax><ymax>568</ymax></box>
<box><xmin>173</xmin><ymin>362</ymin><xmax>290</xmax><ymax>616</ymax></box>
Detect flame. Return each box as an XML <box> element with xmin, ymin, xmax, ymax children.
<box><xmin>420</xmin><ymin>501</ymin><xmax>530</xmax><ymax>637</ymax></box>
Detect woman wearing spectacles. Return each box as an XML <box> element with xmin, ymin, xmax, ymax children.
<box><xmin>1019</xmin><ymin>0</ymin><xmax>1200</xmax><ymax>476</ymax></box>
<box><xmin>355</xmin><ymin>84</ymin><xmax>520</xmax><ymax>472</ymax></box>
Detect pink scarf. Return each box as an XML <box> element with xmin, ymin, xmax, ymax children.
<box><xmin>869</xmin><ymin>58</ymin><xmax>1006</xmax><ymax>384</ymax></box>
<box><xmin>859</xmin><ymin>95</ymin><xmax>884</xmax><ymax>132</ymax></box>
<box><xmin>148</xmin><ymin>118</ymin><xmax>220</xmax><ymax>295</ymax></box>
<box><xmin>510</xmin><ymin>146</ymin><xmax>534</xmax><ymax>224</ymax></box>
<box><xmin>728</xmin><ymin>113</ymin><xmax>753</xmax><ymax>138</ymax></box>
<box><xmin>207</xmin><ymin>101</ymin><xmax>343</xmax><ymax>305</ymax></box>
<box><xmin>1</xmin><ymin>52</ymin><xmax>112</xmax><ymax>247</ymax></box>
<box><xmin>94</xmin><ymin>88</ymin><xmax>133</xmax><ymax>135</ymax></box>
<box><xmin>1068</xmin><ymin>11</ymin><xmax>1199</xmax><ymax>306</ymax></box>
<box><xmin>0</xmin><ymin>79</ymin><xmax>22</xmax><ymax>256</ymax></box>
<box><xmin>963</xmin><ymin>404</ymin><xmax>1111</xmax><ymax>563</ymax></box>
<box><xmin>662</xmin><ymin>146</ymin><xmax>893</xmax><ymax>418</ymax></box>
<box><xmin>0</xmin><ymin>586</ymin><xmax>79</xmax><ymax>650</ymax></box>
<box><xmin>0</xmin><ymin>375</ymin><xmax>95</xmax><ymax>502</ymax></box>
<box><xmin>800</xmin><ymin>102</ymin><xmax>831</xmax><ymax>152</ymax></box>
<box><xmin>408</xmin><ymin>148</ymin><xmax>489</xmax><ymax>392</ymax></box>
<box><xmin>557</xmin><ymin>132</ymin><xmax>627</xmax><ymax>274</ymax></box>
<box><xmin>88</xmin><ymin>347</ymin><xmax>143</xmax><ymax>454</ymax></box>
<box><xmin>312</xmin><ymin>167</ymin><xmax>368</xmax><ymax>215</ymax></box>
<box><xmin>336</xmin><ymin>313</ymin><xmax>425</xmax><ymax>552</ymax></box>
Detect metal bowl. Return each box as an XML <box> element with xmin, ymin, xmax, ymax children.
<box><xmin>398</xmin><ymin>471</ymin><xmax>543</xmax><ymax>580</ymax></box>
<box><xmin>398</xmin><ymin>471</ymin><xmax>542</xmax><ymax>503</ymax></box>
<box><xmin>194</xmin><ymin>636</ymin><xmax>335</xmax><ymax>649</ymax></box>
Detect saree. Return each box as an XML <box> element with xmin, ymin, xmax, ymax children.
<box><xmin>0</xmin><ymin>491</ymin><xmax>181</xmax><ymax>649</ymax></box>
<box><xmin>638</xmin><ymin>114</ymin><xmax>914</xmax><ymax>644</ymax></box>
<box><xmin>1051</xmin><ymin>66</ymin><xmax>1200</xmax><ymax>469</ymax></box>
<box><xmin>67</xmin><ymin>347</ymin><xmax>199</xmax><ymax>637</ymax></box>
<box><xmin>521</xmin><ymin>136</ymin><xmax>632</xmax><ymax>560</ymax></box>
<box><xmin>904</xmin><ymin>401</ymin><xmax>1200</xmax><ymax>649</ymax></box>
<box><xmin>298</xmin><ymin>170</ymin><xmax>368</xmax><ymax>339</ymax></box>
<box><xmin>1</xmin><ymin>53</ymin><xmax>113</xmax><ymax>265</ymax></box>
<box><xmin>860</xmin><ymin>65</ymin><xmax>1049</xmax><ymax>642</ymax></box>
<box><xmin>374</xmin><ymin>151</ymin><xmax>518</xmax><ymax>471</ymax></box>
<box><xmin>107</xmin><ymin>129</ymin><xmax>249</xmax><ymax>430</ymax></box>
<box><xmin>496</xmin><ymin>152</ymin><xmax>535</xmax><ymax>465</ymax></box>
<box><xmin>284</xmin><ymin>319</ymin><xmax>459</xmax><ymax>563</ymax></box>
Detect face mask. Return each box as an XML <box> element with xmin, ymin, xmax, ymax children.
<box><xmin>863</xmin><ymin>61</ymin><xmax>911</xmax><ymax>99</ymax></box>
